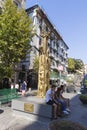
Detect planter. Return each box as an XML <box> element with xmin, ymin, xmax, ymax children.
<box><xmin>79</xmin><ymin>94</ymin><xmax>87</xmax><ymax>104</ymax></box>
<box><xmin>49</xmin><ymin>120</ymin><xmax>87</xmax><ymax>130</ymax></box>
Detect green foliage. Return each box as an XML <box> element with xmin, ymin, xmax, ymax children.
<box><xmin>79</xmin><ymin>94</ymin><xmax>87</xmax><ymax>100</ymax></box>
<box><xmin>68</xmin><ymin>58</ymin><xmax>75</xmax><ymax>73</ymax></box>
<box><xmin>0</xmin><ymin>63</ymin><xmax>13</xmax><ymax>79</ymax></box>
<box><xmin>68</xmin><ymin>58</ymin><xmax>84</xmax><ymax>73</ymax></box>
<box><xmin>74</xmin><ymin>59</ymin><xmax>83</xmax><ymax>70</ymax></box>
<box><xmin>0</xmin><ymin>0</ymin><xmax>34</xmax><ymax>79</ymax></box>
<box><xmin>79</xmin><ymin>94</ymin><xmax>87</xmax><ymax>104</ymax></box>
<box><xmin>84</xmin><ymin>80</ymin><xmax>87</xmax><ymax>86</ymax></box>
<box><xmin>49</xmin><ymin>120</ymin><xmax>87</xmax><ymax>130</ymax></box>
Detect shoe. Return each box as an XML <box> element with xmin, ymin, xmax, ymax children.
<box><xmin>63</xmin><ymin>110</ymin><xmax>69</xmax><ymax>115</ymax></box>
<box><xmin>58</xmin><ymin>114</ymin><xmax>64</xmax><ymax>118</ymax></box>
<box><xmin>58</xmin><ymin>114</ymin><xmax>63</xmax><ymax>117</ymax></box>
<box><xmin>53</xmin><ymin>117</ymin><xmax>57</xmax><ymax>120</ymax></box>
<box><xmin>51</xmin><ymin>117</ymin><xmax>57</xmax><ymax>120</ymax></box>
<box><xmin>66</xmin><ymin>108</ymin><xmax>71</xmax><ymax>112</ymax></box>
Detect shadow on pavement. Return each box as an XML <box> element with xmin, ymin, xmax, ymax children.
<box><xmin>58</xmin><ymin>93</ymin><xmax>87</xmax><ymax>129</ymax></box>
<box><xmin>11</xmin><ymin>93</ymin><xmax>87</xmax><ymax>130</ymax></box>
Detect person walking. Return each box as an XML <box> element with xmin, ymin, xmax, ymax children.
<box><xmin>21</xmin><ymin>80</ymin><xmax>27</xmax><ymax>96</ymax></box>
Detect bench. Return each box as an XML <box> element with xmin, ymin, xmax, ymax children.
<box><xmin>0</xmin><ymin>88</ymin><xmax>19</xmax><ymax>105</ymax></box>
<box><xmin>12</xmin><ymin>96</ymin><xmax>52</xmax><ymax>122</ymax></box>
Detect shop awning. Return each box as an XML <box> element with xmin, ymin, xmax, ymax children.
<box><xmin>50</xmin><ymin>71</ymin><xmax>60</xmax><ymax>80</ymax></box>
<box><xmin>50</xmin><ymin>71</ymin><xmax>66</xmax><ymax>80</ymax></box>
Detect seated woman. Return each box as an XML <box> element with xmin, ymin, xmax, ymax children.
<box><xmin>54</xmin><ymin>85</ymin><xmax>71</xmax><ymax>115</ymax></box>
<box><xmin>45</xmin><ymin>84</ymin><xmax>62</xmax><ymax>119</ymax></box>
<box><xmin>60</xmin><ymin>85</ymin><xmax>71</xmax><ymax>112</ymax></box>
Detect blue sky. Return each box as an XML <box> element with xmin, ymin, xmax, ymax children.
<box><xmin>26</xmin><ymin>0</ymin><xmax>87</xmax><ymax>64</ymax></box>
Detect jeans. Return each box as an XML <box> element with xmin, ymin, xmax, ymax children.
<box><xmin>57</xmin><ymin>100</ymin><xmax>66</xmax><ymax>111</ymax></box>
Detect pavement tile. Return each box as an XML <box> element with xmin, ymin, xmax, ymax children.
<box><xmin>0</xmin><ymin>91</ymin><xmax>87</xmax><ymax>130</ymax></box>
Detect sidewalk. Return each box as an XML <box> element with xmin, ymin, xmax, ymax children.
<box><xmin>0</xmin><ymin>91</ymin><xmax>87</xmax><ymax>130</ymax></box>
<box><xmin>61</xmin><ymin>92</ymin><xmax>87</xmax><ymax>128</ymax></box>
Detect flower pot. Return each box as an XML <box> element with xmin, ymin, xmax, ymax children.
<box><xmin>80</xmin><ymin>98</ymin><xmax>87</xmax><ymax>104</ymax></box>
<box><xmin>79</xmin><ymin>94</ymin><xmax>87</xmax><ymax>104</ymax></box>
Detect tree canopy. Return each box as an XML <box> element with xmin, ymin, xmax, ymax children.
<box><xmin>68</xmin><ymin>58</ymin><xmax>75</xmax><ymax>73</ymax></box>
<box><xmin>0</xmin><ymin>0</ymin><xmax>34</xmax><ymax>79</ymax></box>
<box><xmin>68</xmin><ymin>58</ymin><xmax>84</xmax><ymax>73</ymax></box>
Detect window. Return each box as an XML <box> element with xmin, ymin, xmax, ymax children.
<box><xmin>39</xmin><ymin>38</ymin><xmax>42</xmax><ymax>45</ymax></box>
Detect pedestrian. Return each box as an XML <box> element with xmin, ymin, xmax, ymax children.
<box><xmin>21</xmin><ymin>80</ymin><xmax>27</xmax><ymax>96</ymax></box>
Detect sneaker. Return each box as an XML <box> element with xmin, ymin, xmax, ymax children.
<box><xmin>63</xmin><ymin>110</ymin><xmax>69</xmax><ymax>115</ymax></box>
<box><xmin>66</xmin><ymin>108</ymin><xmax>71</xmax><ymax>112</ymax></box>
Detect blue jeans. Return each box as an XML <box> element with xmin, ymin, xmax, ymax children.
<box><xmin>57</xmin><ymin>100</ymin><xmax>66</xmax><ymax>111</ymax></box>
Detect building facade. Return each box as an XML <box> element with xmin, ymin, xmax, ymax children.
<box><xmin>26</xmin><ymin>5</ymin><xmax>69</xmax><ymax>83</ymax></box>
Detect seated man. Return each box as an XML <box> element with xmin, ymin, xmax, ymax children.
<box><xmin>45</xmin><ymin>84</ymin><xmax>62</xmax><ymax>119</ymax></box>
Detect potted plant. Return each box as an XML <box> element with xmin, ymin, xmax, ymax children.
<box><xmin>84</xmin><ymin>80</ymin><xmax>87</xmax><ymax>88</ymax></box>
<box><xmin>79</xmin><ymin>94</ymin><xmax>87</xmax><ymax>104</ymax></box>
<box><xmin>49</xmin><ymin>120</ymin><xmax>87</xmax><ymax>130</ymax></box>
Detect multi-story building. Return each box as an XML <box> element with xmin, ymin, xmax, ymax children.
<box><xmin>84</xmin><ymin>64</ymin><xmax>87</xmax><ymax>74</ymax></box>
<box><xmin>0</xmin><ymin>0</ymin><xmax>26</xmax><ymax>8</ymax></box>
<box><xmin>25</xmin><ymin>5</ymin><xmax>69</xmax><ymax>83</ymax></box>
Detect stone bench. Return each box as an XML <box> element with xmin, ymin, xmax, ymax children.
<box><xmin>12</xmin><ymin>96</ymin><xmax>52</xmax><ymax>122</ymax></box>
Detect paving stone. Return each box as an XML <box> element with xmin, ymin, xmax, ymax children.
<box><xmin>0</xmin><ymin>92</ymin><xmax>87</xmax><ymax>130</ymax></box>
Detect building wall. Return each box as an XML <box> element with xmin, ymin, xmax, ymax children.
<box><xmin>14</xmin><ymin>0</ymin><xmax>26</xmax><ymax>8</ymax></box>
<box><xmin>84</xmin><ymin>64</ymin><xmax>87</xmax><ymax>74</ymax></box>
<box><xmin>26</xmin><ymin>5</ymin><xmax>69</xmax><ymax>79</ymax></box>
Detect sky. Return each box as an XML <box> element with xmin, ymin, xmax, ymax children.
<box><xmin>26</xmin><ymin>0</ymin><xmax>87</xmax><ymax>64</ymax></box>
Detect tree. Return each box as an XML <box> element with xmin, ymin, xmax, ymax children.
<box><xmin>68</xmin><ymin>58</ymin><xmax>84</xmax><ymax>74</ymax></box>
<box><xmin>75</xmin><ymin>59</ymin><xmax>84</xmax><ymax>70</ymax></box>
<box><xmin>68</xmin><ymin>58</ymin><xmax>75</xmax><ymax>73</ymax></box>
<box><xmin>0</xmin><ymin>0</ymin><xmax>34</xmax><ymax>79</ymax></box>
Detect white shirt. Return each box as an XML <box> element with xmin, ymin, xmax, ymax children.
<box><xmin>45</xmin><ymin>88</ymin><xmax>53</xmax><ymax>102</ymax></box>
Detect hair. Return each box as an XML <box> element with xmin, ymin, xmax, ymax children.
<box><xmin>55</xmin><ymin>87</ymin><xmax>62</xmax><ymax>98</ymax></box>
<box><xmin>51</xmin><ymin>84</ymin><xmax>56</xmax><ymax>88</ymax></box>
<box><xmin>60</xmin><ymin>85</ymin><xmax>64</xmax><ymax>89</ymax></box>
<box><xmin>56</xmin><ymin>87</ymin><xmax>62</xmax><ymax>92</ymax></box>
